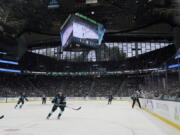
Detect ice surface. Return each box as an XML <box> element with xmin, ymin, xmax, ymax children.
<box><xmin>0</xmin><ymin>101</ymin><xmax>179</xmax><ymax>135</ymax></box>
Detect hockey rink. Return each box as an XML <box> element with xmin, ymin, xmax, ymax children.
<box><xmin>0</xmin><ymin>101</ymin><xmax>179</xmax><ymax>135</ymax></box>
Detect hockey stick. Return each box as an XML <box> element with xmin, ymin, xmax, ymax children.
<box><xmin>0</xmin><ymin>115</ymin><xmax>4</xmax><ymax>119</ymax></box>
<box><xmin>54</xmin><ymin>104</ymin><xmax>82</xmax><ymax>111</ymax></box>
<box><xmin>66</xmin><ymin>106</ymin><xmax>81</xmax><ymax>111</ymax></box>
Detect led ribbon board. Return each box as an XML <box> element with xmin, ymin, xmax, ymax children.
<box><xmin>60</xmin><ymin>13</ymin><xmax>105</xmax><ymax>51</ymax></box>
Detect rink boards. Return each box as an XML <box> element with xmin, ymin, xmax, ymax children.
<box><xmin>0</xmin><ymin>97</ymin><xmax>129</xmax><ymax>103</ymax></box>
<box><xmin>139</xmin><ymin>99</ymin><xmax>180</xmax><ymax>130</ymax></box>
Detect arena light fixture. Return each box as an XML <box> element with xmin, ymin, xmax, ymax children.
<box><xmin>0</xmin><ymin>59</ymin><xmax>18</xmax><ymax>65</ymax></box>
<box><xmin>48</xmin><ymin>0</ymin><xmax>60</xmax><ymax>9</ymax></box>
<box><xmin>0</xmin><ymin>52</ymin><xmax>7</xmax><ymax>55</ymax></box>
<box><xmin>0</xmin><ymin>68</ymin><xmax>21</xmax><ymax>73</ymax></box>
<box><xmin>168</xmin><ymin>64</ymin><xmax>180</xmax><ymax>69</ymax></box>
<box><xmin>86</xmin><ymin>0</ymin><xmax>98</xmax><ymax>4</ymax></box>
<box><xmin>175</xmin><ymin>54</ymin><xmax>180</xmax><ymax>59</ymax></box>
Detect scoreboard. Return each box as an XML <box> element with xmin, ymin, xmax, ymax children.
<box><xmin>60</xmin><ymin>13</ymin><xmax>105</xmax><ymax>51</ymax></box>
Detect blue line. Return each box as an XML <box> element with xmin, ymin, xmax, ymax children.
<box><xmin>0</xmin><ymin>60</ymin><xmax>18</xmax><ymax>65</ymax></box>
<box><xmin>0</xmin><ymin>68</ymin><xmax>21</xmax><ymax>73</ymax></box>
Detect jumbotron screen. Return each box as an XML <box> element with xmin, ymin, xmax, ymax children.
<box><xmin>60</xmin><ymin>13</ymin><xmax>105</xmax><ymax>50</ymax></box>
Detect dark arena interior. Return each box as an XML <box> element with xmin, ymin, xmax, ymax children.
<box><xmin>0</xmin><ymin>0</ymin><xmax>180</xmax><ymax>135</ymax></box>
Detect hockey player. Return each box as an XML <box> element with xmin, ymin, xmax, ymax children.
<box><xmin>108</xmin><ymin>94</ymin><xmax>113</xmax><ymax>104</ymax></box>
<box><xmin>15</xmin><ymin>93</ymin><xmax>28</xmax><ymax>109</ymax></box>
<box><xmin>46</xmin><ymin>92</ymin><xmax>66</xmax><ymax>119</ymax></box>
<box><xmin>42</xmin><ymin>94</ymin><xmax>47</xmax><ymax>104</ymax></box>
<box><xmin>131</xmin><ymin>90</ymin><xmax>141</xmax><ymax>109</ymax></box>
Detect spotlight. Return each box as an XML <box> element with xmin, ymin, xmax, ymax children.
<box><xmin>91</xmin><ymin>11</ymin><xmax>95</xmax><ymax>15</ymax></box>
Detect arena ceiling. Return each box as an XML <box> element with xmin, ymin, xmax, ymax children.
<box><xmin>0</xmin><ymin>0</ymin><xmax>179</xmax><ymax>49</ymax></box>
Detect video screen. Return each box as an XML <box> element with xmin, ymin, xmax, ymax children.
<box><xmin>61</xmin><ymin>21</ymin><xmax>73</xmax><ymax>47</ymax></box>
<box><xmin>73</xmin><ymin>20</ymin><xmax>99</xmax><ymax>42</ymax></box>
<box><xmin>60</xmin><ymin>13</ymin><xmax>105</xmax><ymax>50</ymax></box>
